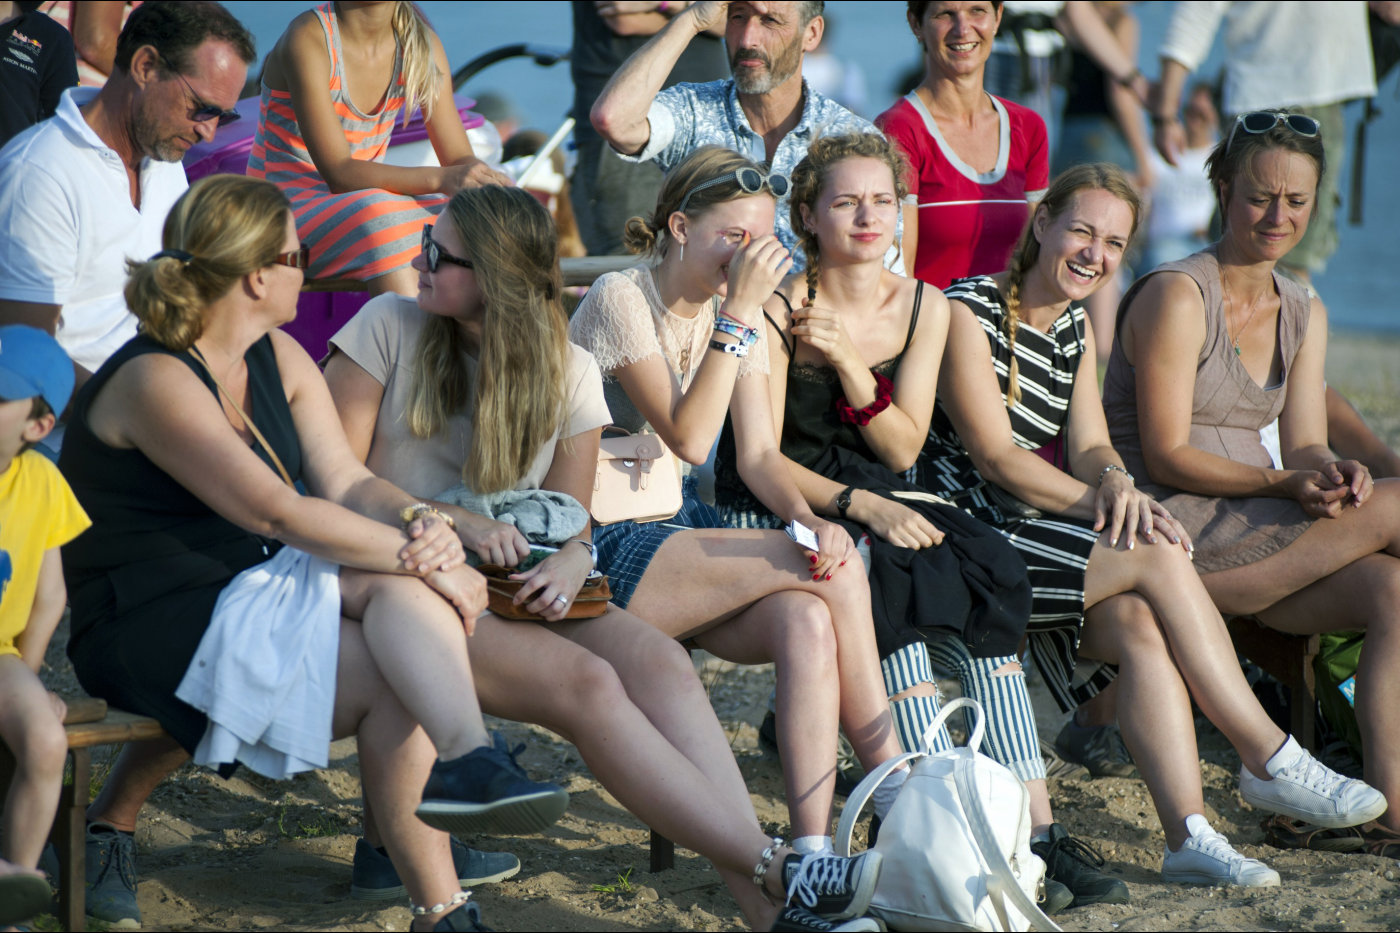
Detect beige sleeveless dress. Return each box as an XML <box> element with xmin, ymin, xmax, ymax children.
<box><xmin>1102</xmin><ymin>247</ymin><xmax>1313</xmax><ymax>574</ymax></box>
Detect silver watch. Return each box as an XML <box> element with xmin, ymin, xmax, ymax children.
<box><xmin>568</xmin><ymin>538</ymin><xmax>598</xmax><ymax>568</ymax></box>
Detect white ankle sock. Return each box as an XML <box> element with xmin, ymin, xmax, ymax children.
<box><xmin>871</xmin><ymin>765</ymin><xmax>909</xmax><ymax>820</ymax></box>
<box><xmin>792</xmin><ymin>835</ymin><xmax>834</xmax><ymax>856</ymax></box>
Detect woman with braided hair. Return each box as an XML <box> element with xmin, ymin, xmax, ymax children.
<box><xmin>910</xmin><ymin>160</ymin><xmax>1385</xmax><ymax>889</ymax></box>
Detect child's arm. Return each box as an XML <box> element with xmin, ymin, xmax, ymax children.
<box><xmin>13</xmin><ymin>547</ymin><xmax>64</xmax><ymax>675</ymax></box>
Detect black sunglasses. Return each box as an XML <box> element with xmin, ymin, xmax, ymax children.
<box><xmin>271</xmin><ymin>246</ymin><xmax>309</xmax><ymax>269</ymax></box>
<box><xmin>678</xmin><ymin>167</ymin><xmax>791</xmax><ymax>215</ymax></box>
<box><xmin>421</xmin><ymin>225</ymin><xmax>474</xmax><ymax>273</ymax></box>
<box><xmin>1224</xmin><ymin>111</ymin><xmax>1320</xmax><ymax>155</ymax></box>
<box><xmin>159</xmin><ymin>53</ymin><xmax>240</xmax><ymax>127</ymax></box>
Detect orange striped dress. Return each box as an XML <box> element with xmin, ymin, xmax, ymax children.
<box><xmin>247</xmin><ymin>4</ymin><xmax>446</xmax><ymax>282</ymax></box>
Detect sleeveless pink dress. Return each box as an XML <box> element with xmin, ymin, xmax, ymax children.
<box><xmin>1102</xmin><ymin>247</ymin><xmax>1314</xmax><ymax>574</ymax></box>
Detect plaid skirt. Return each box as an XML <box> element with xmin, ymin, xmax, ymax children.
<box><xmin>594</xmin><ymin>475</ymin><xmax>722</xmax><ymax>609</ymax></box>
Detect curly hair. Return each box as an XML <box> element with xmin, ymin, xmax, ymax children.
<box><xmin>1002</xmin><ymin>162</ymin><xmax>1141</xmax><ymax>407</ymax></box>
<box><xmin>786</xmin><ymin>132</ymin><xmax>910</xmax><ymax>302</ymax></box>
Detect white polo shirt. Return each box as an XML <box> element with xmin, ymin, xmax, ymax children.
<box><xmin>0</xmin><ymin>87</ymin><xmax>188</xmax><ymax>373</ymax></box>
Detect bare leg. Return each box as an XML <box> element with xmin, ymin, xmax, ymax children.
<box><xmin>1230</xmin><ymin>555</ymin><xmax>1400</xmax><ymax>832</ymax></box>
<box><xmin>688</xmin><ymin>591</ymin><xmax>840</xmax><ymax>838</ymax></box>
<box><xmin>339</xmin><ymin>569</ymin><xmax>490</xmax><ymax>760</ymax></box>
<box><xmin>1074</xmin><ymin>680</ymin><xmax>1119</xmax><ymax>728</ymax></box>
<box><xmin>1078</xmin><ymin>594</ymin><xmax>1205</xmax><ymax>850</ymax></box>
<box><xmin>0</xmin><ymin>660</ymin><xmax>67</xmax><ymax>868</ymax></box>
<box><xmin>627</xmin><ymin>529</ymin><xmax>902</xmax><ymax>770</ymax></box>
<box><xmin>331</xmin><ymin>618</ymin><xmax>461</xmax><ymax>928</ymax></box>
<box><xmin>86</xmin><ymin>738</ymin><xmax>189</xmax><ymax>832</ymax></box>
<box><xmin>467</xmin><ymin>607</ymin><xmax>810</xmax><ymax>927</ymax></box>
<box><xmin>1083</xmin><ymin>536</ymin><xmax>1284</xmax><ymax>775</ymax></box>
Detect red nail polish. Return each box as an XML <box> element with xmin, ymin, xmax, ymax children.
<box><xmin>812</xmin><ymin>573</ymin><xmax>820</xmax><ymax>581</ymax></box>
<box><xmin>809</xmin><ymin>554</ymin><xmax>818</xmax><ymax>564</ymax></box>
<box><xmin>824</xmin><ymin>573</ymin><xmax>832</xmax><ymax>581</ymax></box>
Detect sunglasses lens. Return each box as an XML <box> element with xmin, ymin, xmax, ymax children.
<box><xmin>1241</xmin><ymin>111</ymin><xmax>1278</xmax><ymax>134</ymax></box>
<box><xmin>737</xmin><ymin>168</ymin><xmax>763</xmax><ymax>193</ymax></box>
<box><xmin>1286</xmin><ymin>115</ymin><xmax>1319</xmax><ymax>136</ymax></box>
<box><xmin>769</xmin><ymin>174</ymin><xmax>791</xmax><ymax>198</ymax></box>
<box><xmin>216</xmin><ymin>110</ymin><xmax>240</xmax><ymax>128</ymax></box>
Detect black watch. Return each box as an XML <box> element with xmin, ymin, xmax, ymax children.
<box><xmin>835</xmin><ymin>486</ymin><xmax>855</xmax><ymax>519</ymax></box>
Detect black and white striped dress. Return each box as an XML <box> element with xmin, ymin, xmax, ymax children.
<box><xmin>908</xmin><ymin>276</ymin><xmax>1115</xmax><ymax>713</ymax></box>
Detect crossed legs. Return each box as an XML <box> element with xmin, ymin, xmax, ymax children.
<box><xmin>626</xmin><ymin>528</ymin><xmax>903</xmax><ymax>838</ymax></box>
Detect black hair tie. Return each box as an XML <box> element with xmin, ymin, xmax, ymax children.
<box><xmin>151</xmin><ymin>249</ymin><xmax>194</xmax><ymax>265</ymax></box>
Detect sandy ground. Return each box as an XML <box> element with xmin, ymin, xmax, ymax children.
<box><xmin>31</xmin><ymin>331</ymin><xmax>1400</xmax><ymax>932</ymax></box>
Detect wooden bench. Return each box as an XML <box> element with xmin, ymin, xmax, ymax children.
<box><xmin>1227</xmin><ymin>616</ymin><xmax>1321</xmax><ymax>750</ymax></box>
<box><xmin>0</xmin><ymin>697</ymin><xmax>167</xmax><ymax>932</ymax></box>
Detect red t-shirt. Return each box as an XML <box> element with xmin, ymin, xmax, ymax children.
<box><xmin>877</xmin><ymin>93</ymin><xmax>1048</xmax><ymax>288</ymax></box>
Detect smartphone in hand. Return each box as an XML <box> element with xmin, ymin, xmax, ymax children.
<box><xmin>785</xmin><ymin>519</ymin><xmax>820</xmax><ymax>552</ymax></box>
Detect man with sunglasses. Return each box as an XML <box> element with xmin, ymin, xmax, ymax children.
<box><xmin>0</xmin><ymin>1</ymin><xmax>254</xmax><ymax>415</ymax></box>
<box><xmin>591</xmin><ymin>1</ymin><xmax>899</xmax><ymax>269</ymax></box>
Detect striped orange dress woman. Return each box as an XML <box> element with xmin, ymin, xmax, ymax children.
<box><xmin>248</xmin><ymin>3</ymin><xmax>451</xmax><ymax>285</ymax></box>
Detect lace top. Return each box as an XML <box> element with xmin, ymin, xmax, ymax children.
<box><xmin>569</xmin><ymin>264</ymin><xmax>768</xmax><ymax>434</ymax></box>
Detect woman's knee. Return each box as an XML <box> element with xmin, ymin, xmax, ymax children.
<box><xmin>771</xmin><ymin>594</ymin><xmax>838</xmax><ymax>663</ymax></box>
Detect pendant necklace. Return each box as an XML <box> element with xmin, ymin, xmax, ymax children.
<box><xmin>1222</xmin><ymin>275</ymin><xmax>1266</xmax><ymax>357</ymax></box>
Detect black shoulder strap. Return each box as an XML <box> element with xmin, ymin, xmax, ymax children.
<box><xmin>901</xmin><ymin>281</ymin><xmax>924</xmax><ymax>355</ymax></box>
<box><xmin>767</xmin><ymin>290</ymin><xmax>797</xmax><ymax>359</ymax></box>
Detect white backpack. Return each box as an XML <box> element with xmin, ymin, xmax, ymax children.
<box><xmin>835</xmin><ymin>698</ymin><xmax>1062</xmax><ymax>932</ymax></box>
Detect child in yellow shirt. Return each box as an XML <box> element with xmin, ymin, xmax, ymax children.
<box><xmin>0</xmin><ymin>326</ymin><xmax>90</xmax><ymax>916</ymax></box>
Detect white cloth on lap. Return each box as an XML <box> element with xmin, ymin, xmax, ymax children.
<box><xmin>175</xmin><ymin>547</ymin><xmax>342</xmax><ymax>779</ymax></box>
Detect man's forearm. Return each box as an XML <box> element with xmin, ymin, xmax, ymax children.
<box><xmin>590</xmin><ymin>7</ymin><xmax>707</xmax><ymax>155</ymax></box>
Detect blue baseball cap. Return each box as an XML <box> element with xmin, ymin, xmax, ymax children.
<box><xmin>0</xmin><ymin>325</ymin><xmax>75</xmax><ymax>415</ymax></box>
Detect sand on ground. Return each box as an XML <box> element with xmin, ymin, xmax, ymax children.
<box><xmin>32</xmin><ymin>331</ymin><xmax>1400</xmax><ymax>932</ymax></box>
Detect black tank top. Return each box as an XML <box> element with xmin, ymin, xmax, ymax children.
<box><xmin>715</xmin><ymin>284</ymin><xmax>924</xmax><ymax>517</ymax></box>
<box><xmin>60</xmin><ymin>335</ymin><xmax>302</xmax><ymax>638</ymax></box>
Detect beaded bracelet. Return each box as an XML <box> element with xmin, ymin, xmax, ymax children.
<box><xmin>1097</xmin><ymin>463</ymin><xmax>1134</xmax><ymax>486</ymax></box>
<box><xmin>710</xmin><ymin>337</ymin><xmax>750</xmax><ymax>358</ymax></box>
<box><xmin>712</xmin><ymin>315</ymin><xmax>758</xmax><ymax>348</ymax></box>
<box><xmin>411</xmin><ymin>891</ymin><xmax>470</xmax><ymax>917</ymax></box>
<box><xmin>835</xmin><ymin>371</ymin><xmax>894</xmax><ymax>426</ymax></box>
<box><xmin>751</xmin><ymin>836</ymin><xmax>784</xmax><ymax>888</ymax></box>
<box><xmin>400</xmin><ymin>502</ymin><xmax>457</xmax><ymax>530</ymax></box>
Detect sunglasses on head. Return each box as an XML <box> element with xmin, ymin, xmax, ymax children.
<box><xmin>271</xmin><ymin>246</ymin><xmax>309</xmax><ymax>269</ymax></box>
<box><xmin>678</xmin><ymin>167</ymin><xmax>791</xmax><ymax>216</ymax></box>
<box><xmin>159</xmin><ymin>53</ymin><xmax>240</xmax><ymax>127</ymax></box>
<box><xmin>421</xmin><ymin>225</ymin><xmax>474</xmax><ymax>273</ymax></box>
<box><xmin>1224</xmin><ymin>111</ymin><xmax>1320</xmax><ymax>155</ymax></box>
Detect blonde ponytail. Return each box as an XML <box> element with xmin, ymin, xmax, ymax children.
<box><xmin>392</xmin><ymin>1</ymin><xmax>441</xmax><ymax>127</ymax></box>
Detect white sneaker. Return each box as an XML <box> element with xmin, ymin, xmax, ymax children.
<box><xmin>1239</xmin><ymin>736</ymin><xmax>1388</xmax><ymax>829</ymax></box>
<box><xmin>1161</xmin><ymin>815</ymin><xmax>1280</xmax><ymax>887</ymax></box>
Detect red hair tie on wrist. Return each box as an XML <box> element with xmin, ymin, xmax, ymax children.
<box><xmin>836</xmin><ymin>371</ymin><xmax>894</xmax><ymax>426</ymax></box>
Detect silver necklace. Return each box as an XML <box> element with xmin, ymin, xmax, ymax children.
<box><xmin>1222</xmin><ymin>275</ymin><xmax>1267</xmax><ymax>357</ymax></box>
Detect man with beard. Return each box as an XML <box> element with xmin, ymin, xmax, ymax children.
<box><xmin>0</xmin><ymin>1</ymin><xmax>253</xmax><ymax>415</ymax></box>
<box><xmin>591</xmin><ymin>0</ymin><xmax>884</xmax><ymax>264</ymax></box>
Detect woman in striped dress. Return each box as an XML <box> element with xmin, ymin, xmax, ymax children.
<box><xmin>915</xmin><ymin>162</ymin><xmax>1382</xmax><ymax>887</ymax></box>
<box><xmin>250</xmin><ymin>1</ymin><xmax>507</xmax><ymax>296</ymax></box>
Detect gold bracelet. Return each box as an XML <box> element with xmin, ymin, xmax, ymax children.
<box><xmin>400</xmin><ymin>502</ymin><xmax>456</xmax><ymax>530</ymax></box>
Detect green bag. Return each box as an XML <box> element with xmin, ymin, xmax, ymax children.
<box><xmin>1313</xmin><ymin>631</ymin><xmax>1365</xmax><ymax>764</ymax></box>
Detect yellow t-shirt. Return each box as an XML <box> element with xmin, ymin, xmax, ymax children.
<box><xmin>0</xmin><ymin>450</ymin><xmax>91</xmax><ymax>657</ymax></box>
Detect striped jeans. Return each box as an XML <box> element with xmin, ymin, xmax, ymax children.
<box><xmin>883</xmin><ymin>640</ymin><xmax>1046</xmax><ymax>784</ymax></box>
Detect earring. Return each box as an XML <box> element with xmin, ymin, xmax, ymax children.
<box><xmin>679</xmin><ymin>242</ymin><xmax>685</xmax><ymax>263</ymax></box>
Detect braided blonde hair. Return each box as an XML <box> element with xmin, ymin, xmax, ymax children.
<box><xmin>1001</xmin><ymin>162</ymin><xmax>1142</xmax><ymax>408</ymax></box>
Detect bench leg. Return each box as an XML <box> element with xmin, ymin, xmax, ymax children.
<box><xmin>648</xmin><ymin>829</ymin><xmax>674</xmax><ymax>872</ymax></box>
<box><xmin>57</xmin><ymin>746</ymin><xmax>90</xmax><ymax>933</ymax></box>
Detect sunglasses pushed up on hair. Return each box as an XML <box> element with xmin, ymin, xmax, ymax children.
<box><xmin>677</xmin><ymin>167</ymin><xmax>791</xmax><ymax>215</ymax></box>
<box><xmin>1224</xmin><ymin>111</ymin><xmax>1320</xmax><ymax>155</ymax></box>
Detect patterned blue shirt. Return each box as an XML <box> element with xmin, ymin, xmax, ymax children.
<box><xmin>622</xmin><ymin>78</ymin><xmax>896</xmax><ymax>268</ymax></box>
